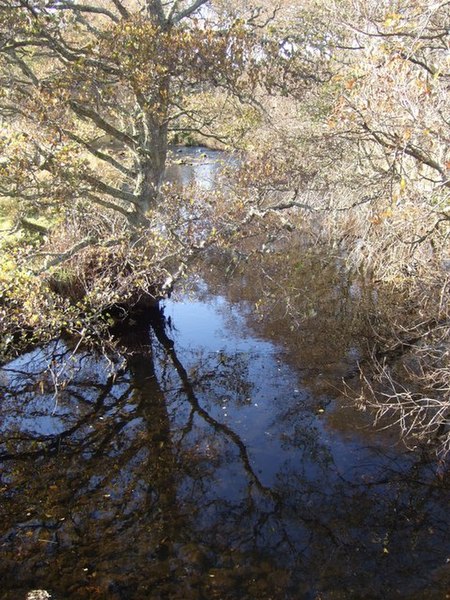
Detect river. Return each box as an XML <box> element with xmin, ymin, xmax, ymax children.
<box><xmin>0</xmin><ymin>148</ymin><xmax>449</xmax><ymax>599</ymax></box>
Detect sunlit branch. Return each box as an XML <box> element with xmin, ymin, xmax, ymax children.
<box><xmin>46</xmin><ymin>1</ymin><xmax>120</xmax><ymax>23</ymax></box>
<box><xmin>64</xmin><ymin>131</ymin><xmax>134</xmax><ymax>178</ymax></box>
<box><xmin>170</xmin><ymin>0</ymin><xmax>209</xmax><ymax>25</ymax></box>
<box><xmin>82</xmin><ymin>173</ymin><xmax>137</xmax><ymax>205</ymax></box>
<box><xmin>69</xmin><ymin>101</ymin><xmax>138</xmax><ymax>151</ymax></box>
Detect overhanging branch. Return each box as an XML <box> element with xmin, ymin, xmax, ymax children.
<box><xmin>38</xmin><ymin>235</ymin><xmax>97</xmax><ymax>274</ymax></box>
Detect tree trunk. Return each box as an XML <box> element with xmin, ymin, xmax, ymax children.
<box><xmin>130</xmin><ymin>75</ymin><xmax>169</xmax><ymax>226</ymax></box>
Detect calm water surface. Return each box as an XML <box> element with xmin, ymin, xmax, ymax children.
<box><xmin>0</xmin><ymin>149</ymin><xmax>449</xmax><ymax>599</ymax></box>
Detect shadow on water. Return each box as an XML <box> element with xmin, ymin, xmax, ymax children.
<box><xmin>1</xmin><ymin>149</ymin><xmax>450</xmax><ymax>599</ymax></box>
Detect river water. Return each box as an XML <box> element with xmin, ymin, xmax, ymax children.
<box><xmin>0</xmin><ymin>149</ymin><xmax>449</xmax><ymax>599</ymax></box>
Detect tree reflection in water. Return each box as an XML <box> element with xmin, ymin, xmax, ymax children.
<box><xmin>0</xmin><ymin>297</ymin><xmax>449</xmax><ymax>600</ymax></box>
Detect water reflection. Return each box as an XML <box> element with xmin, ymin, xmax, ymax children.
<box><xmin>1</xmin><ymin>150</ymin><xmax>449</xmax><ymax>598</ymax></box>
<box><xmin>1</xmin><ymin>290</ymin><xmax>449</xmax><ymax>599</ymax></box>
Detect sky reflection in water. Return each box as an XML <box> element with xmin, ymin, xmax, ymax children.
<box><xmin>0</xmin><ymin>283</ymin><xmax>449</xmax><ymax>600</ymax></box>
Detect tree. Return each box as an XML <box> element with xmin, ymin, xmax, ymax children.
<box><xmin>330</xmin><ymin>0</ymin><xmax>450</xmax><ymax>213</ymax></box>
<box><xmin>1</xmin><ymin>0</ymin><xmax>253</xmax><ymax>223</ymax></box>
<box><xmin>322</xmin><ymin>0</ymin><xmax>450</xmax><ymax>458</ymax></box>
<box><xmin>211</xmin><ymin>0</ymin><xmax>450</xmax><ymax>457</ymax></box>
<box><xmin>0</xmin><ymin>0</ymin><xmax>316</xmax><ymax>358</ymax></box>
<box><xmin>0</xmin><ymin>0</ymin><xmax>283</xmax><ymax>348</ymax></box>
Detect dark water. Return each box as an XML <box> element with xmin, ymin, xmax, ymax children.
<box><xmin>1</xmin><ymin>150</ymin><xmax>449</xmax><ymax>599</ymax></box>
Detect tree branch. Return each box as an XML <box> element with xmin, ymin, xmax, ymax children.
<box><xmin>170</xmin><ymin>0</ymin><xmax>208</xmax><ymax>24</ymax></box>
<box><xmin>87</xmin><ymin>192</ymin><xmax>132</xmax><ymax>219</ymax></box>
<box><xmin>39</xmin><ymin>235</ymin><xmax>97</xmax><ymax>273</ymax></box>
<box><xmin>69</xmin><ymin>101</ymin><xmax>138</xmax><ymax>151</ymax></box>
<box><xmin>110</xmin><ymin>0</ymin><xmax>130</xmax><ymax>19</ymax></box>
<box><xmin>6</xmin><ymin>48</ymin><xmax>39</xmax><ymax>86</ymax></box>
<box><xmin>65</xmin><ymin>131</ymin><xmax>134</xmax><ymax>178</ymax></box>
<box><xmin>46</xmin><ymin>2</ymin><xmax>120</xmax><ymax>23</ymax></box>
<box><xmin>361</xmin><ymin>122</ymin><xmax>450</xmax><ymax>188</ymax></box>
<box><xmin>82</xmin><ymin>173</ymin><xmax>137</xmax><ymax>204</ymax></box>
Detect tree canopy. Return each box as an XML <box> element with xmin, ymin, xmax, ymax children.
<box><xmin>0</xmin><ymin>0</ymin><xmax>272</xmax><ymax>230</ymax></box>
